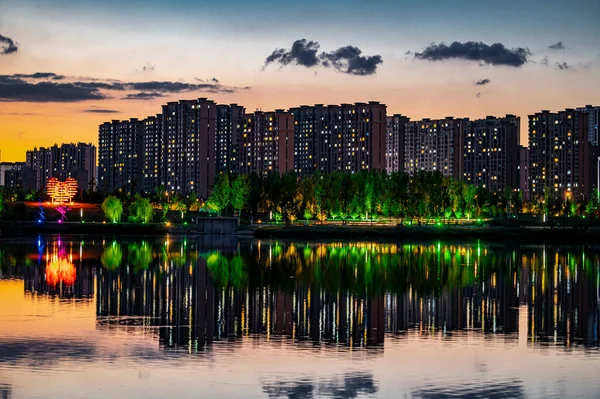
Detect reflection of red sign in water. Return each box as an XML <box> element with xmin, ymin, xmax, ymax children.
<box><xmin>45</xmin><ymin>253</ymin><xmax>76</xmax><ymax>286</ymax></box>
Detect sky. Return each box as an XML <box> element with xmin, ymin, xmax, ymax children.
<box><xmin>0</xmin><ymin>0</ymin><xmax>599</xmax><ymax>162</ymax></box>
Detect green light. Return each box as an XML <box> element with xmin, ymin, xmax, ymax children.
<box><xmin>477</xmin><ymin>218</ymin><xmax>482</xmax><ymax>223</ymax></box>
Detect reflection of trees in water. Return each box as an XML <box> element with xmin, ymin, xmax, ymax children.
<box><xmin>262</xmin><ymin>372</ymin><xmax>378</xmax><ymax>399</ymax></box>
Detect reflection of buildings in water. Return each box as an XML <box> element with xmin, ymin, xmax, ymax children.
<box><xmin>91</xmin><ymin>240</ymin><xmax>600</xmax><ymax>349</ymax></box>
<box><xmin>524</xmin><ymin>248</ymin><xmax>600</xmax><ymax>346</ymax></box>
<box><xmin>385</xmin><ymin>254</ymin><xmax>520</xmax><ymax>336</ymax></box>
<box><xmin>23</xmin><ymin>240</ymin><xmax>94</xmax><ymax>299</ymax></box>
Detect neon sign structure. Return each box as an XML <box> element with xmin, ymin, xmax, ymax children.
<box><xmin>47</xmin><ymin>177</ymin><xmax>78</xmax><ymax>204</ymax></box>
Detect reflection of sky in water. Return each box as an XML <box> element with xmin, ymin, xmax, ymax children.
<box><xmin>0</xmin><ymin>236</ymin><xmax>600</xmax><ymax>398</ymax></box>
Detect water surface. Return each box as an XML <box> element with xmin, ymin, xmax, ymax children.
<box><xmin>1</xmin><ymin>236</ymin><xmax>599</xmax><ymax>398</ymax></box>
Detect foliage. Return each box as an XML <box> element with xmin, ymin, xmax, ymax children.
<box><xmin>101</xmin><ymin>196</ymin><xmax>123</xmax><ymax>222</ymax></box>
<box><xmin>207</xmin><ymin>174</ymin><xmax>230</xmax><ymax>216</ymax></box>
<box><xmin>230</xmin><ymin>175</ymin><xmax>251</xmax><ymax>216</ymax></box>
<box><xmin>128</xmin><ymin>195</ymin><xmax>154</xmax><ymax>223</ymax></box>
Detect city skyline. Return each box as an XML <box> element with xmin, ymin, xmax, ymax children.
<box><xmin>1</xmin><ymin>0</ymin><xmax>600</xmax><ymax>162</ymax></box>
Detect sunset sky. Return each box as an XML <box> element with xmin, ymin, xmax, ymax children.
<box><xmin>1</xmin><ymin>0</ymin><xmax>599</xmax><ymax>162</ymax></box>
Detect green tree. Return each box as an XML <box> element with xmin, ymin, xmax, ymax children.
<box><xmin>230</xmin><ymin>175</ymin><xmax>251</xmax><ymax>217</ymax></box>
<box><xmin>101</xmin><ymin>196</ymin><xmax>123</xmax><ymax>223</ymax></box>
<box><xmin>207</xmin><ymin>174</ymin><xmax>231</xmax><ymax>216</ymax></box>
<box><xmin>129</xmin><ymin>195</ymin><xmax>154</xmax><ymax>223</ymax></box>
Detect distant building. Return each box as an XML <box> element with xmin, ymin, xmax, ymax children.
<box><xmin>26</xmin><ymin>143</ymin><xmax>96</xmax><ymax>191</ymax></box>
<box><xmin>518</xmin><ymin>146</ymin><xmax>530</xmax><ymax>202</ymax></box>
<box><xmin>462</xmin><ymin>115</ymin><xmax>520</xmax><ymax>194</ymax></box>
<box><xmin>385</xmin><ymin>114</ymin><xmax>410</xmax><ymax>174</ymax></box>
<box><xmin>98</xmin><ymin>118</ymin><xmax>143</xmax><ymax>193</ymax></box>
<box><xmin>239</xmin><ymin>110</ymin><xmax>294</xmax><ymax>176</ymax></box>
<box><xmin>402</xmin><ymin>117</ymin><xmax>465</xmax><ymax>179</ymax></box>
<box><xmin>289</xmin><ymin>102</ymin><xmax>387</xmax><ymax>175</ymax></box>
<box><xmin>576</xmin><ymin>105</ymin><xmax>600</xmax><ymax>146</ymax></box>
<box><xmin>2</xmin><ymin>162</ymin><xmax>35</xmax><ymax>191</ymax></box>
<box><xmin>528</xmin><ymin>109</ymin><xmax>593</xmax><ymax>200</ymax></box>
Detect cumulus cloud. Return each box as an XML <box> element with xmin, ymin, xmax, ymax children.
<box><xmin>474</xmin><ymin>78</ymin><xmax>491</xmax><ymax>86</ymax></box>
<box><xmin>264</xmin><ymin>39</ymin><xmax>383</xmax><ymax>75</ymax></box>
<box><xmin>320</xmin><ymin>46</ymin><xmax>383</xmax><ymax>76</ymax></box>
<box><xmin>548</xmin><ymin>41</ymin><xmax>565</xmax><ymax>51</ymax></box>
<box><xmin>414</xmin><ymin>41</ymin><xmax>531</xmax><ymax>67</ymax></box>
<box><xmin>0</xmin><ymin>73</ymin><xmax>245</xmax><ymax>102</ymax></box>
<box><xmin>265</xmin><ymin>39</ymin><xmax>321</xmax><ymax>68</ymax></box>
<box><xmin>0</xmin><ymin>34</ymin><xmax>18</xmax><ymax>55</ymax></box>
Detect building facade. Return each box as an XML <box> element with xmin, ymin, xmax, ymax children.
<box><xmin>239</xmin><ymin>110</ymin><xmax>294</xmax><ymax>176</ymax></box>
<box><xmin>98</xmin><ymin>118</ymin><xmax>143</xmax><ymax>193</ymax></box>
<box><xmin>141</xmin><ymin>114</ymin><xmax>164</xmax><ymax>194</ymax></box>
<box><xmin>290</xmin><ymin>102</ymin><xmax>387</xmax><ymax>175</ymax></box>
<box><xmin>528</xmin><ymin>109</ymin><xmax>592</xmax><ymax>200</ymax></box>
<box><xmin>576</xmin><ymin>105</ymin><xmax>600</xmax><ymax>146</ymax></box>
<box><xmin>216</xmin><ymin>104</ymin><xmax>245</xmax><ymax>174</ymax></box>
<box><xmin>2</xmin><ymin>162</ymin><xmax>35</xmax><ymax>191</ymax></box>
<box><xmin>518</xmin><ymin>146</ymin><xmax>531</xmax><ymax>202</ymax></box>
<box><xmin>162</xmin><ymin>98</ymin><xmax>216</xmax><ymax>198</ymax></box>
<box><xmin>386</xmin><ymin>114</ymin><xmax>410</xmax><ymax>174</ymax></box>
<box><xmin>402</xmin><ymin>117</ymin><xmax>465</xmax><ymax>179</ymax></box>
<box><xmin>462</xmin><ymin>115</ymin><xmax>520</xmax><ymax>194</ymax></box>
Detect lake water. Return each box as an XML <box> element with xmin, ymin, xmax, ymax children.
<box><xmin>1</xmin><ymin>235</ymin><xmax>599</xmax><ymax>399</ymax></box>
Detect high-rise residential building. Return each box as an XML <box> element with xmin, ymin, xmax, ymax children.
<box><xmin>402</xmin><ymin>117</ymin><xmax>465</xmax><ymax>179</ymax></box>
<box><xmin>462</xmin><ymin>115</ymin><xmax>520</xmax><ymax>194</ymax></box>
<box><xmin>518</xmin><ymin>146</ymin><xmax>531</xmax><ymax>202</ymax></box>
<box><xmin>576</xmin><ymin>105</ymin><xmax>600</xmax><ymax>146</ymax></box>
<box><xmin>141</xmin><ymin>114</ymin><xmax>164</xmax><ymax>194</ymax></box>
<box><xmin>216</xmin><ymin>104</ymin><xmax>245</xmax><ymax>174</ymax></box>
<box><xmin>98</xmin><ymin>118</ymin><xmax>143</xmax><ymax>193</ymax></box>
<box><xmin>2</xmin><ymin>162</ymin><xmax>35</xmax><ymax>191</ymax></box>
<box><xmin>239</xmin><ymin>110</ymin><xmax>294</xmax><ymax>176</ymax></box>
<box><xmin>26</xmin><ymin>143</ymin><xmax>96</xmax><ymax>191</ymax></box>
<box><xmin>528</xmin><ymin>109</ymin><xmax>593</xmax><ymax>200</ymax></box>
<box><xmin>290</xmin><ymin>102</ymin><xmax>387</xmax><ymax>175</ymax></box>
<box><xmin>162</xmin><ymin>98</ymin><xmax>216</xmax><ymax>198</ymax></box>
<box><xmin>386</xmin><ymin>114</ymin><xmax>410</xmax><ymax>174</ymax></box>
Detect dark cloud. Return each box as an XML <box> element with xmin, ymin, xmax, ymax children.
<box><xmin>0</xmin><ymin>76</ymin><xmax>106</xmax><ymax>102</ymax></box>
<box><xmin>264</xmin><ymin>39</ymin><xmax>383</xmax><ymax>75</ymax></box>
<box><xmin>0</xmin><ymin>34</ymin><xmax>18</xmax><ymax>55</ymax></box>
<box><xmin>196</xmin><ymin>77</ymin><xmax>220</xmax><ymax>84</ymax></box>
<box><xmin>82</xmin><ymin>108</ymin><xmax>120</xmax><ymax>113</ymax></box>
<box><xmin>123</xmin><ymin>92</ymin><xmax>164</xmax><ymax>100</ymax></box>
<box><xmin>320</xmin><ymin>46</ymin><xmax>383</xmax><ymax>75</ymax></box>
<box><xmin>541</xmin><ymin>56</ymin><xmax>549</xmax><ymax>66</ymax></box>
<box><xmin>474</xmin><ymin>78</ymin><xmax>491</xmax><ymax>86</ymax></box>
<box><xmin>476</xmin><ymin>92</ymin><xmax>482</xmax><ymax>98</ymax></box>
<box><xmin>265</xmin><ymin>39</ymin><xmax>321</xmax><ymax>68</ymax></box>
<box><xmin>548</xmin><ymin>41</ymin><xmax>565</xmax><ymax>51</ymax></box>
<box><xmin>13</xmin><ymin>72</ymin><xmax>65</xmax><ymax>80</ymax></box>
<box><xmin>0</xmin><ymin>73</ymin><xmax>244</xmax><ymax>102</ymax></box>
<box><xmin>556</xmin><ymin>61</ymin><xmax>572</xmax><ymax>70</ymax></box>
<box><xmin>414</xmin><ymin>41</ymin><xmax>531</xmax><ymax>67</ymax></box>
